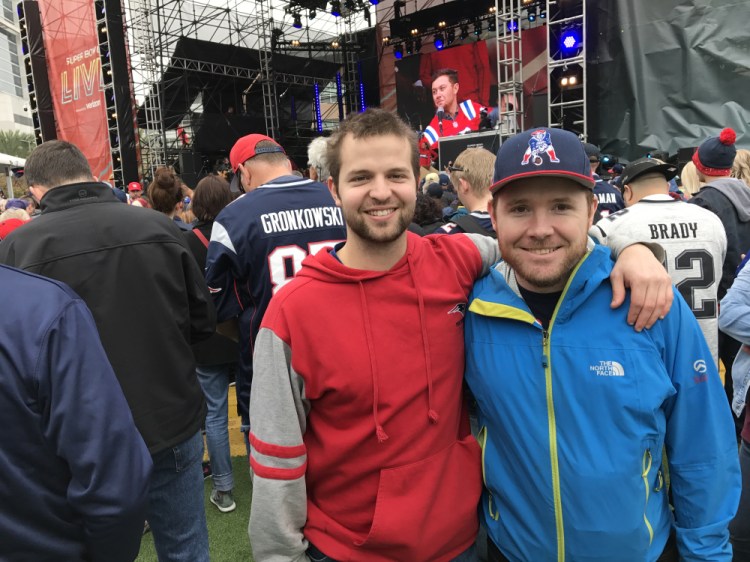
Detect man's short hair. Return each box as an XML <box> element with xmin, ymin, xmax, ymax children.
<box><xmin>431</xmin><ymin>68</ymin><xmax>458</xmax><ymax>85</ymax></box>
<box><xmin>25</xmin><ymin>140</ymin><xmax>93</xmax><ymax>188</ymax></box>
<box><xmin>450</xmin><ymin>148</ymin><xmax>495</xmax><ymax>198</ymax></box>
<box><xmin>327</xmin><ymin>108</ymin><xmax>419</xmax><ymax>186</ymax></box>
<box><xmin>246</xmin><ymin>140</ymin><xmax>289</xmax><ymax>167</ymax></box>
<box><xmin>307</xmin><ymin>136</ymin><xmax>331</xmax><ymax>181</ymax></box>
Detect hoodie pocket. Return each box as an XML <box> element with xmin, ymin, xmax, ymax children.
<box><xmin>353</xmin><ymin>435</ymin><xmax>481</xmax><ymax>558</ymax></box>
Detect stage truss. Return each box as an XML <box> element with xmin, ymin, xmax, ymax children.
<box><xmin>123</xmin><ymin>0</ymin><xmax>367</xmax><ymax>178</ymax></box>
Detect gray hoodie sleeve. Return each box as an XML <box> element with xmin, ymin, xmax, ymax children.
<box><xmin>249</xmin><ymin>327</ymin><xmax>311</xmax><ymax>562</ymax></box>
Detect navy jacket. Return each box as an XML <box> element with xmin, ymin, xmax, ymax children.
<box><xmin>0</xmin><ymin>265</ymin><xmax>152</xmax><ymax>561</ymax></box>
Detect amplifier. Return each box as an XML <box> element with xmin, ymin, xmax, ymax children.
<box><xmin>438</xmin><ymin>129</ymin><xmax>503</xmax><ymax>170</ymax></box>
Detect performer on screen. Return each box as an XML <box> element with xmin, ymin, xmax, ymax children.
<box><xmin>419</xmin><ymin>68</ymin><xmax>488</xmax><ymax>168</ymax></box>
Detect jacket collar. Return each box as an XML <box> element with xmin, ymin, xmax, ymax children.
<box><xmin>40</xmin><ymin>182</ymin><xmax>118</xmax><ymax>214</ymax></box>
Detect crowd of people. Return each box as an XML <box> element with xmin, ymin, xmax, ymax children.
<box><xmin>0</xmin><ymin>92</ymin><xmax>748</xmax><ymax>562</ymax></box>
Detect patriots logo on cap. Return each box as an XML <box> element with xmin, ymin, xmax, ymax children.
<box><xmin>522</xmin><ymin>129</ymin><xmax>560</xmax><ymax>166</ymax></box>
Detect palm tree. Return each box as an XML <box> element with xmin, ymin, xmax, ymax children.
<box><xmin>0</xmin><ymin>130</ymin><xmax>36</xmax><ymax>158</ymax></box>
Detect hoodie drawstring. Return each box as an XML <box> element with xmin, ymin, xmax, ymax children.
<box><xmin>407</xmin><ymin>254</ymin><xmax>439</xmax><ymax>425</ymax></box>
<box><xmin>358</xmin><ymin>281</ymin><xmax>389</xmax><ymax>443</ymax></box>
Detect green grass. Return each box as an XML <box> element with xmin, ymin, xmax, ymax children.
<box><xmin>136</xmin><ymin>456</ymin><xmax>254</xmax><ymax>562</ymax></box>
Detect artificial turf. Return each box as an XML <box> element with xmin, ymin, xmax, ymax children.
<box><xmin>136</xmin><ymin>455</ymin><xmax>254</xmax><ymax>562</ymax></box>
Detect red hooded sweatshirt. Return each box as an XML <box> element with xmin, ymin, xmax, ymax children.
<box><xmin>248</xmin><ymin>232</ymin><xmax>499</xmax><ymax>562</ymax></box>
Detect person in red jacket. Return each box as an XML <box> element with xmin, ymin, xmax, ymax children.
<box><xmin>248</xmin><ymin>109</ymin><xmax>674</xmax><ymax>562</ymax></box>
<box><xmin>419</xmin><ymin>68</ymin><xmax>487</xmax><ymax>168</ymax></box>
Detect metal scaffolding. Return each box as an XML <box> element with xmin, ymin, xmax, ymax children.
<box><xmin>123</xmin><ymin>0</ymin><xmax>362</xmax><ymax>178</ymax></box>
<box><xmin>494</xmin><ymin>0</ymin><xmax>524</xmax><ymax>136</ymax></box>
<box><xmin>546</xmin><ymin>0</ymin><xmax>587</xmax><ymax>138</ymax></box>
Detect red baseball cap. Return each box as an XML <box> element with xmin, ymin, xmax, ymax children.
<box><xmin>229</xmin><ymin>134</ymin><xmax>285</xmax><ymax>172</ymax></box>
<box><xmin>127</xmin><ymin>181</ymin><xmax>142</xmax><ymax>192</ymax></box>
<box><xmin>0</xmin><ymin>218</ymin><xmax>27</xmax><ymax>240</ymax></box>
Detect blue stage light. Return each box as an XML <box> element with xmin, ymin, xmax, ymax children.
<box><xmin>434</xmin><ymin>34</ymin><xmax>444</xmax><ymax>50</ymax></box>
<box><xmin>507</xmin><ymin>19</ymin><xmax>519</xmax><ymax>32</ymax></box>
<box><xmin>394</xmin><ymin>45</ymin><xmax>403</xmax><ymax>59</ymax></box>
<box><xmin>560</xmin><ymin>29</ymin><xmax>581</xmax><ymax>54</ymax></box>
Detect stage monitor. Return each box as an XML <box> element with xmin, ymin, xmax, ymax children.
<box><xmin>438</xmin><ymin>129</ymin><xmax>502</xmax><ymax>170</ymax></box>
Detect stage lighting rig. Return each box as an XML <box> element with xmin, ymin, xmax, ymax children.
<box><xmin>560</xmin><ymin>27</ymin><xmax>582</xmax><ymax>56</ymax></box>
<box><xmin>405</xmin><ymin>38</ymin><xmax>413</xmax><ymax>54</ymax></box>
<box><xmin>528</xmin><ymin>6</ymin><xmax>537</xmax><ymax>21</ymax></box>
<box><xmin>474</xmin><ymin>21</ymin><xmax>482</xmax><ymax>35</ymax></box>
<box><xmin>434</xmin><ymin>33</ymin><xmax>445</xmax><ymax>50</ymax></box>
<box><xmin>394</xmin><ymin>44</ymin><xmax>403</xmax><ymax>59</ymax></box>
<box><xmin>488</xmin><ymin>18</ymin><xmax>496</xmax><ymax>32</ymax></box>
<box><xmin>330</xmin><ymin>0</ymin><xmax>341</xmax><ymax>17</ymax></box>
<box><xmin>460</xmin><ymin>24</ymin><xmax>469</xmax><ymax>40</ymax></box>
<box><xmin>446</xmin><ymin>28</ymin><xmax>456</xmax><ymax>45</ymax></box>
<box><xmin>393</xmin><ymin>0</ymin><xmax>406</xmax><ymax>19</ymax></box>
<box><xmin>292</xmin><ymin>12</ymin><xmax>303</xmax><ymax>29</ymax></box>
<box><xmin>507</xmin><ymin>19</ymin><xmax>518</xmax><ymax>32</ymax></box>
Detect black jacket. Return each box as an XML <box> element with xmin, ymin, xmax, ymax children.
<box><xmin>0</xmin><ymin>182</ymin><xmax>216</xmax><ymax>454</ymax></box>
<box><xmin>184</xmin><ymin>221</ymin><xmax>238</xmax><ymax>366</ymax></box>
<box><xmin>690</xmin><ymin>178</ymin><xmax>750</xmax><ymax>299</ymax></box>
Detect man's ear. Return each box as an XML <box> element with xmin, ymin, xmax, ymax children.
<box><xmin>487</xmin><ymin>197</ymin><xmax>498</xmax><ymax>231</ymax></box>
<box><xmin>458</xmin><ymin>177</ymin><xmax>471</xmax><ymax>196</ymax></box>
<box><xmin>328</xmin><ymin>177</ymin><xmax>342</xmax><ymax>206</ymax></box>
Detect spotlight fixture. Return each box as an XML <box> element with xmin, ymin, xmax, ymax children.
<box><xmin>382</xmin><ymin>36</ymin><xmax>390</xmax><ymax>45</ymax></box>
<box><xmin>528</xmin><ymin>7</ymin><xmax>536</xmax><ymax>21</ymax></box>
<box><xmin>438</xmin><ymin>20</ymin><xmax>447</xmax><ymax>28</ymax></box>
<box><xmin>489</xmin><ymin>6</ymin><xmax>496</xmax><ymax>13</ymax></box>
<box><xmin>393</xmin><ymin>0</ymin><xmax>406</xmax><ymax>19</ymax></box>
<box><xmin>309</xmin><ymin>8</ymin><xmax>316</xmax><ymax>18</ymax></box>
<box><xmin>474</xmin><ymin>21</ymin><xmax>482</xmax><ymax>35</ymax></box>
<box><xmin>434</xmin><ymin>33</ymin><xmax>445</xmax><ymax>50</ymax></box>
<box><xmin>488</xmin><ymin>18</ymin><xmax>496</xmax><ymax>32</ymax></box>
<box><xmin>411</xmin><ymin>28</ymin><xmax>419</xmax><ymax>36</ymax></box>
<box><xmin>292</xmin><ymin>12</ymin><xmax>302</xmax><ymax>29</ymax></box>
<box><xmin>330</xmin><ymin>0</ymin><xmax>341</xmax><ymax>17</ymax></box>
<box><xmin>344</xmin><ymin>0</ymin><xmax>356</xmax><ymax>11</ymax></box>
<box><xmin>291</xmin><ymin>39</ymin><xmax>301</xmax><ymax>47</ymax></box>
<box><xmin>507</xmin><ymin>19</ymin><xmax>518</xmax><ymax>32</ymax></box>
<box><xmin>369</xmin><ymin>0</ymin><xmax>379</xmax><ymax>4</ymax></box>
<box><xmin>560</xmin><ymin>73</ymin><xmax>579</xmax><ymax>88</ymax></box>
<box><xmin>405</xmin><ymin>38</ymin><xmax>414</xmax><ymax>55</ymax></box>
<box><xmin>446</xmin><ymin>28</ymin><xmax>456</xmax><ymax>45</ymax></box>
<box><xmin>522</xmin><ymin>0</ymin><xmax>533</xmax><ymax>4</ymax></box>
<box><xmin>331</xmin><ymin>40</ymin><xmax>340</xmax><ymax>48</ymax></box>
<box><xmin>394</xmin><ymin>44</ymin><xmax>403</xmax><ymax>59</ymax></box>
<box><xmin>560</xmin><ymin>28</ymin><xmax>582</xmax><ymax>54</ymax></box>
<box><xmin>460</xmin><ymin>24</ymin><xmax>469</xmax><ymax>40</ymax></box>
<box><xmin>540</xmin><ymin>9</ymin><xmax>546</xmax><ymax>19</ymax></box>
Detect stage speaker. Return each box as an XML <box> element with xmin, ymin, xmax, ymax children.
<box><xmin>438</xmin><ymin>129</ymin><xmax>503</xmax><ymax>170</ymax></box>
<box><xmin>178</xmin><ymin>151</ymin><xmax>205</xmax><ymax>188</ymax></box>
<box><xmin>18</xmin><ymin>1</ymin><xmax>57</xmax><ymax>143</ymax></box>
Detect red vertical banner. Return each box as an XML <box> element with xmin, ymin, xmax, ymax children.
<box><xmin>38</xmin><ymin>0</ymin><xmax>112</xmax><ymax>182</ymax></box>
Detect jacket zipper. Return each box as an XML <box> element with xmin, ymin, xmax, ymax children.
<box><xmin>543</xmin><ymin>328</ymin><xmax>564</xmax><ymax>562</ymax></box>
<box><xmin>642</xmin><ymin>448</ymin><xmax>654</xmax><ymax>545</ymax></box>
<box><xmin>477</xmin><ymin>426</ymin><xmax>500</xmax><ymax>521</ymax></box>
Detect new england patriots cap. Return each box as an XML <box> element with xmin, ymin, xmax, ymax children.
<box><xmin>489</xmin><ymin>127</ymin><xmax>595</xmax><ymax>194</ymax></box>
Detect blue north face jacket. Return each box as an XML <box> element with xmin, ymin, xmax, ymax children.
<box><xmin>465</xmin><ymin>243</ymin><xmax>740</xmax><ymax>562</ymax></box>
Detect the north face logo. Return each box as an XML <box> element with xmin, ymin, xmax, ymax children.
<box><xmin>590</xmin><ymin>360</ymin><xmax>624</xmax><ymax>377</ymax></box>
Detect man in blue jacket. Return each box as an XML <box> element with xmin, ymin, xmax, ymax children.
<box><xmin>0</xmin><ymin>265</ymin><xmax>152</xmax><ymax>561</ymax></box>
<box><xmin>465</xmin><ymin>127</ymin><xmax>741</xmax><ymax>562</ymax></box>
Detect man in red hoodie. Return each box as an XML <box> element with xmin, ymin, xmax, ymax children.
<box><xmin>248</xmin><ymin>109</ymin><xmax>674</xmax><ymax>562</ymax></box>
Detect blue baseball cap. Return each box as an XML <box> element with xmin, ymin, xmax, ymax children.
<box><xmin>490</xmin><ymin>127</ymin><xmax>595</xmax><ymax>194</ymax></box>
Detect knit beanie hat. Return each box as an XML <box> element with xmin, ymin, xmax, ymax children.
<box><xmin>693</xmin><ymin>127</ymin><xmax>737</xmax><ymax>176</ymax></box>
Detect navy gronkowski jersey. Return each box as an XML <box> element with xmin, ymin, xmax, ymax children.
<box><xmin>593</xmin><ymin>174</ymin><xmax>624</xmax><ymax>217</ymax></box>
<box><xmin>205</xmin><ymin>175</ymin><xmax>346</xmax><ymax>424</ymax></box>
<box><xmin>436</xmin><ymin>210</ymin><xmax>495</xmax><ymax>236</ymax></box>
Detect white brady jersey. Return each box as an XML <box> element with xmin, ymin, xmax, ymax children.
<box><xmin>591</xmin><ymin>194</ymin><xmax>727</xmax><ymax>366</ymax></box>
